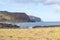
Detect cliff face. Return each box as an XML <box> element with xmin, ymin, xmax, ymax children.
<box><xmin>29</xmin><ymin>16</ymin><xmax>41</xmax><ymax>22</ymax></box>
<box><xmin>0</xmin><ymin>11</ymin><xmax>30</xmax><ymax>22</ymax></box>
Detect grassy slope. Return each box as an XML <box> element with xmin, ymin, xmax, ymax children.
<box><xmin>0</xmin><ymin>27</ymin><xmax>60</xmax><ymax>40</ymax></box>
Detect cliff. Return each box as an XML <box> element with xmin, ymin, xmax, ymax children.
<box><xmin>29</xmin><ymin>16</ymin><xmax>41</xmax><ymax>22</ymax></box>
<box><xmin>0</xmin><ymin>11</ymin><xmax>30</xmax><ymax>22</ymax></box>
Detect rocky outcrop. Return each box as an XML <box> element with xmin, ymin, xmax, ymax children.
<box><xmin>29</xmin><ymin>16</ymin><xmax>41</xmax><ymax>22</ymax></box>
<box><xmin>33</xmin><ymin>25</ymin><xmax>60</xmax><ymax>28</ymax></box>
<box><xmin>0</xmin><ymin>11</ymin><xmax>30</xmax><ymax>22</ymax></box>
<box><xmin>0</xmin><ymin>23</ymin><xmax>19</xmax><ymax>28</ymax></box>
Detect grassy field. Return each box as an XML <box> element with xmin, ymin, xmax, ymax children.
<box><xmin>0</xmin><ymin>27</ymin><xmax>60</xmax><ymax>40</ymax></box>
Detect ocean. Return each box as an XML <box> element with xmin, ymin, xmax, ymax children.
<box><xmin>0</xmin><ymin>22</ymin><xmax>60</xmax><ymax>28</ymax></box>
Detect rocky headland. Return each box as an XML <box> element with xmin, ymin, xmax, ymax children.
<box><xmin>0</xmin><ymin>11</ymin><xmax>41</xmax><ymax>28</ymax></box>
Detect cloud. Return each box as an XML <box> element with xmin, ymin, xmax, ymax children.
<box><xmin>0</xmin><ymin>0</ymin><xmax>60</xmax><ymax>4</ymax></box>
<box><xmin>11</xmin><ymin>0</ymin><xmax>60</xmax><ymax>4</ymax></box>
<box><xmin>13</xmin><ymin>0</ymin><xmax>60</xmax><ymax>10</ymax></box>
<box><xmin>42</xmin><ymin>0</ymin><xmax>60</xmax><ymax>10</ymax></box>
<box><xmin>52</xmin><ymin>4</ymin><xmax>60</xmax><ymax>10</ymax></box>
<box><xmin>0</xmin><ymin>0</ymin><xmax>12</xmax><ymax>5</ymax></box>
<box><xmin>13</xmin><ymin>0</ymin><xmax>41</xmax><ymax>3</ymax></box>
<box><xmin>0</xmin><ymin>0</ymin><xmax>60</xmax><ymax>10</ymax></box>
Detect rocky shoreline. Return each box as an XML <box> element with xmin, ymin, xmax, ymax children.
<box><xmin>0</xmin><ymin>23</ymin><xmax>19</xmax><ymax>28</ymax></box>
<box><xmin>33</xmin><ymin>25</ymin><xmax>60</xmax><ymax>28</ymax></box>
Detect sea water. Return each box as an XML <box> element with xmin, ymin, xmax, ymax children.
<box><xmin>0</xmin><ymin>22</ymin><xmax>60</xmax><ymax>28</ymax></box>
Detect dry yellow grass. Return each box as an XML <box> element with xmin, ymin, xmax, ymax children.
<box><xmin>0</xmin><ymin>27</ymin><xmax>60</xmax><ymax>40</ymax></box>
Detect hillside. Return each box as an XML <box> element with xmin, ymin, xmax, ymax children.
<box><xmin>0</xmin><ymin>11</ymin><xmax>30</xmax><ymax>22</ymax></box>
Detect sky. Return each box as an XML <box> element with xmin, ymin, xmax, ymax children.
<box><xmin>0</xmin><ymin>0</ymin><xmax>60</xmax><ymax>22</ymax></box>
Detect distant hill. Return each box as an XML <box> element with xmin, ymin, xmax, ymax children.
<box><xmin>0</xmin><ymin>11</ymin><xmax>30</xmax><ymax>22</ymax></box>
<box><xmin>29</xmin><ymin>16</ymin><xmax>41</xmax><ymax>22</ymax></box>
